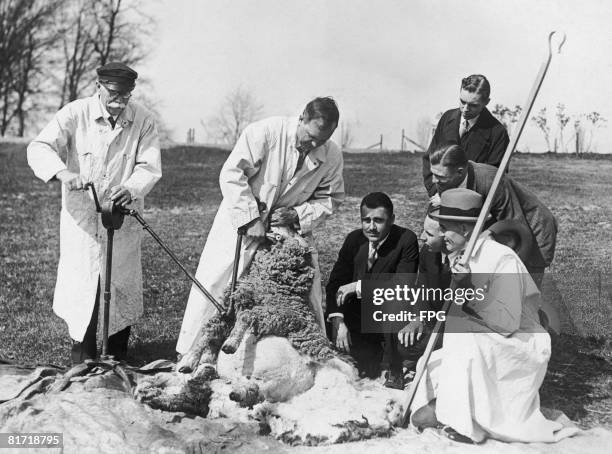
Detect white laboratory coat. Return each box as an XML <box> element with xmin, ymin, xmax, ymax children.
<box><xmin>176</xmin><ymin>116</ymin><xmax>344</xmax><ymax>354</ymax></box>
<box><xmin>27</xmin><ymin>95</ymin><xmax>161</xmax><ymax>341</ymax></box>
<box><xmin>410</xmin><ymin>237</ymin><xmax>578</xmax><ymax>442</ymax></box>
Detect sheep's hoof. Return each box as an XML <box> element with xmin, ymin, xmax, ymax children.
<box><xmin>193</xmin><ymin>363</ymin><xmax>218</xmax><ymax>380</ymax></box>
<box><xmin>221</xmin><ymin>342</ymin><xmax>238</xmax><ymax>354</ymax></box>
<box><xmin>177</xmin><ymin>352</ymin><xmax>199</xmax><ymax>374</ymax></box>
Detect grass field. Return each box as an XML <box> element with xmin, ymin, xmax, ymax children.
<box><xmin>0</xmin><ymin>143</ymin><xmax>610</xmax><ymax>429</ymax></box>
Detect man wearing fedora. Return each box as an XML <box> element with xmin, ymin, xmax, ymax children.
<box><xmin>27</xmin><ymin>62</ymin><xmax>162</xmax><ymax>364</ymax></box>
<box><xmin>396</xmin><ymin>207</ymin><xmax>451</xmax><ymax>352</ymax></box>
<box><xmin>422</xmin><ymin>74</ymin><xmax>510</xmax><ymax>206</ymax></box>
<box><xmin>410</xmin><ymin>188</ymin><xmax>577</xmax><ymax>444</ymax></box>
<box><xmin>428</xmin><ymin>144</ymin><xmax>556</xmax><ymax>283</ymax></box>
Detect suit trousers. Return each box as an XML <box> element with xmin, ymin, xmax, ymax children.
<box><xmin>71</xmin><ymin>281</ymin><xmax>131</xmax><ymax>364</ymax></box>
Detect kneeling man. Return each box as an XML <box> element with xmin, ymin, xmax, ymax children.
<box><xmin>410</xmin><ymin>188</ymin><xmax>576</xmax><ymax>444</ymax></box>
<box><xmin>325</xmin><ymin>192</ymin><xmax>419</xmax><ymax>384</ymax></box>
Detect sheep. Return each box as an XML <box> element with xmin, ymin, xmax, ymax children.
<box><xmin>177</xmin><ymin>230</ymin><xmax>338</xmax><ymax>377</ymax></box>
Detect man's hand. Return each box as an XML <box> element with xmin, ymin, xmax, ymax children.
<box><xmin>56</xmin><ymin>170</ymin><xmax>85</xmax><ymax>191</ymax></box>
<box><xmin>110</xmin><ymin>185</ymin><xmax>133</xmax><ymax>207</ymax></box>
<box><xmin>332</xmin><ymin>318</ymin><xmax>351</xmax><ymax>353</ymax></box>
<box><xmin>451</xmin><ymin>261</ymin><xmax>472</xmax><ymax>291</ymax></box>
<box><xmin>244</xmin><ymin>218</ymin><xmax>266</xmax><ymax>242</ymax></box>
<box><xmin>269</xmin><ymin>207</ymin><xmax>298</xmax><ymax>227</ymax></box>
<box><xmin>336</xmin><ymin>282</ymin><xmax>357</xmax><ymax>307</ymax></box>
<box><xmin>429</xmin><ymin>193</ymin><xmax>441</xmax><ymax>207</ymax></box>
<box><xmin>398</xmin><ymin>320</ymin><xmax>424</xmax><ymax>347</ymax></box>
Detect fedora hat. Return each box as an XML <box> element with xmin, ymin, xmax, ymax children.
<box><xmin>430</xmin><ymin>188</ymin><xmax>491</xmax><ymax>222</ymax></box>
<box><xmin>488</xmin><ymin>219</ymin><xmax>533</xmax><ymax>263</ymax></box>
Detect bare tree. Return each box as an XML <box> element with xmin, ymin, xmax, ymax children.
<box><xmin>57</xmin><ymin>0</ymin><xmax>153</xmax><ymax>106</ymax></box>
<box><xmin>415</xmin><ymin>116</ymin><xmax>432</xmax><ymax>149</ymax></box>
<box><xmin>555</xmin><ymin>103</ymin><xmax>570</xmax><ymax>153</ymax></box>
<box><xmin>574</xmin><ymin>111</ymin><xmax>607</xmax><ymax>155</ymax></box>
<box><xmin>339</xmin><ymin>121</ymin><xmax>354</xmax><ymax>149</ymax></box>
<box><xmin>0</xmin><ymin>0</ymin><xmax>61</xmax><ymax>136</ymax></box>
<box><xmin>492</xmin><ymin>103</ymin><xmax>522</xmax><ymax>138</ymax></box>
<box><xmin>203</xmin><ymin>87</ymin><xmax>263</xmax><ymax>147</ymax></box>
<box><xmin>531</xmin><ymin>107</ymin><xmax>553</xmax><ymax>152</ymax></box>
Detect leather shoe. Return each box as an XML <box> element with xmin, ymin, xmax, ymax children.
<box><xmin>384</xmin><ymin>370</ymin><xmax>405</xmax><ymax>390</ymax></box>
<box><xmin>443</xmin><ymin>426</ymin><xmax>474</xmax><ymax>444</ymax></box>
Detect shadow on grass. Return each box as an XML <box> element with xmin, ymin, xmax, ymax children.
<box><xmin>127</xmin><ymin>339</ymin><xmax>178</xmax><ymax>367</ymax></box>
<box><xmin>541</xmin><ymin>334</ymin><xmax>612</xmax><ymax>429</ymax></box>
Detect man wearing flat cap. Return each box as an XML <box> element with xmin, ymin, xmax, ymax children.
<box><xmin>409</xmin><ymin>188</ymin><xmax>577</xmax><ymax>444</ymax></box>
<box><xmin>27</xmin><ymin>62</ymin><xmax>162</xmax><ymax>364</ymax></box>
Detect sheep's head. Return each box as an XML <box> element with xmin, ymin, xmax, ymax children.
<box><xmin>266</xmin><ymin>225</ymin><xmax>309</xmax><ymax>248</ymax></box>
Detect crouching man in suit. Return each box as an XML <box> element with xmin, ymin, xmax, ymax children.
<box><xmin>325</xmin><ymin>192</ymin><xmax>419</xmax><ymax>386</ymax></box>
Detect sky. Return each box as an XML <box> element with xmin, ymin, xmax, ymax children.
<box><xmin>142</xmin><ymin>0</ymin><xmax>612</xmax><ymax>152</ymax></box>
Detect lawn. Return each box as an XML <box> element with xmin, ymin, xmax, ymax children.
<box><xmin>0</xmin><ymin>143</ymin><xmax>610</xmax><ymax>429</ymax></box>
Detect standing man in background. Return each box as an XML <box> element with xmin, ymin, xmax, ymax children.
<box><xmin>27</xmin><ymin>62</ymin><xmax>162</xmax><ymax>364</ymax></box>
<box><xmin>177</xmin><ymin>97</ymin><xmax>345</xmax><ymax>363</ymax></box>
<box><xmin>423</xmin><ymin>74</ymin><xmax>509</xmax><ymax>206</ymax></box>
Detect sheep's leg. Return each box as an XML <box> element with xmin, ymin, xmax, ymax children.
<box><xmin>221</xmin><ymin>311</ymin><xmax>251</xmax><ymax>354</ymax></box>
<box><xmin>178</xmin><ymin>314</ymin><xmax>232</xmax><ymax>373</ymax></box>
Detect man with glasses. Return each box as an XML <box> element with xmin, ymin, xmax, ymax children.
<box><xmin>176</xmin><ymin>98</ymin><xmax>345</xmax><ymax>363</ymax></box>
<box><xmin>27</xmin><ymin>62</ymin><xmax>162</xmax><ymax>364</ymax></box>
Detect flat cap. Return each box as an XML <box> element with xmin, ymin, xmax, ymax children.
<box><xmin>97</xmin><ymin>62</ymin><xmax>138</xmax><ymax>91</ymax></box>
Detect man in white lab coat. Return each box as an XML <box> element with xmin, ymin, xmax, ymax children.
<box><xmin>410</xmin><ymin>189</ymin><xmax>577</xmax><ymax>444</ymax></box>
<box><xmin>27</xmin><ymin>62</ymin><xmax>162</xmax><ymax>364</ymax></box>
<box><xmin>176</xmin><ymin>97</ymin><xmax>345</xmax><ymax>356</ymax></box>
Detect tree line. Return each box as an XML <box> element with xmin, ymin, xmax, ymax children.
<box><xmin>0</xmin><ymin>0</ymin><xmax>152</xmax><ymax>137</ymax></box>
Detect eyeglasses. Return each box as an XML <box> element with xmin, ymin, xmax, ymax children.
<box><xmin>100</xmin><ymin>83</ymin><xmax>133</xmax><ymax>100</ymax></box>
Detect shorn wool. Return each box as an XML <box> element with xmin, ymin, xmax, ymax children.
<box><xmin>179</xmin><ymin>236</ymin><xmax>337</xmax><ymax>375</ymax></box>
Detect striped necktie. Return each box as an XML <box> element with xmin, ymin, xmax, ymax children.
<box><xmin>459</xmin><ymin>118</ymin><xmax>469</xmax><ymax>137</ymax></box>
<box><xmin>367</xmin><ymin>241</ymin><xmax>379</xmax><ymax>272</ymax></box>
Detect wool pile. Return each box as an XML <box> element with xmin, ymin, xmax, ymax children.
<box><xmin>178</xmin><ymin>236</ymin><xmax>337</xmax><ymax>375</ymax></box>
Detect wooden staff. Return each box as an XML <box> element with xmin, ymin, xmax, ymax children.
<box><xmin>401</xmin><ymin>31</ymin><xmax>566</xmax><ymax>427</ymax></box>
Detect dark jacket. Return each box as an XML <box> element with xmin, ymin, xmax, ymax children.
<box><xmin>325</xmin><ymin>224</ymin><xmax>419</xmax><ymax>331</ymax></box>
<box><xmin>465</xmin><ymin>161</ymin><xmax>558</xmax><ymax>268</ymax></box>
<box><xmin>414</xmin><ymin>246</ymin><xmax>452</xmax><ymax>312</ymax></box>
<box><xmin>423</xmin><ymin>107</ymin><xmax>510</xmax><ymax>196</ymax></box>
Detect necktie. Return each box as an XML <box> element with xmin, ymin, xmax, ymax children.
<box><xmin>442</xmin><ymin>254</ymin><xmax>451</xmax><ymax>272</ymax></box>
<box><xmin>367</xmin><ymin>242</ymin><xmax>379</xmax><ymax>272</ymax></box>
<box><xmin>459</xmin><ymin>118</ymin><xmax>469</xmax><ymax>137</ymax></box>
<box><xmin>293</xmin><ymin>151</ymin><xmax>307</xmax><ymax>176</ymax></box>
<box><xmin>108</xmin><ymin>116</ymin><xmax>116</xmax><ymax>129</ymax></box>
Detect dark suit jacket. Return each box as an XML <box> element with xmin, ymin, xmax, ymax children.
<box><xmin>325</xmin><ymin>224</ymin><xmax>419</xmax><ymax>331</ymax></box>
<box><xmin>466</xmin><ymin>161</ymin><xmax>557</xmax><ymax>268</ymax></box>
<box><xmin>414</xmin><ymin>246</ymin><xmax>452</xmax><ymax>313</ymax></box>
<box><xmin>422</xmin><ymin>107</ymin><xmax>510</xmax><ymax>196</ymax></box>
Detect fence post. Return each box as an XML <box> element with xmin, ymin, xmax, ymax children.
<box><xmin>401</xmin><ymin>129</ymin><xmax>404</xmax><ymax>152</ymax></box>
<box><xmin>380</xmin><ymin>134</ymin><xmax>383</xmax><ymax>151</ymax></box>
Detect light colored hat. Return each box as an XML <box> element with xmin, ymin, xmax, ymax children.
<box><xmin>430</xmin><ymin>188</ymin><xmax>491</xmax><ymax>222</ymax></box>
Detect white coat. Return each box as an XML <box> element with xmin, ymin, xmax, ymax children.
<box><xmin>176</xmin><ymin>116</ymin><xmax>345</xmax><ymax>354</ymax></box>
<box><xmin>27</xmin><ymin>95</ymin><xmax>161</xmax><ymax>342</ymax></box>
<box><xmin>410</xmin><ymin>236</ymin><xmax>579</xmax><ymax>443</ymax></box>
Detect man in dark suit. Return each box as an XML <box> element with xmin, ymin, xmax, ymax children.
<box><xmin>428</xmin><ymin>143</ymin><xmax>560</xmax><ymax>332</ymax></box>
<box><xmin>422</xmin><ymin>74</ymin><xmax>509</xmax><ymax>205</ymax></box>
<box><xmin>325</xmin><ymin>192</ymin><xmax>419</xmax><ymax>385</ymax></box>
<box><xmin>396</xmin><ymin>209</ymin><xmax>452</xmax><ymax>352</ymax></box>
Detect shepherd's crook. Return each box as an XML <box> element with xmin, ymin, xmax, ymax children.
<box><xmin>401</xmin><ymin>31</ymin><xmax>566</xmax><ymax>427</ymax></box>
